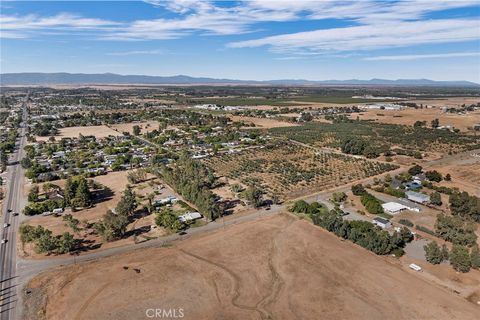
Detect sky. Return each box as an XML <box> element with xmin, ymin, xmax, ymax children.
<box><xmin>1</xmin><ymin>0</ymin><xmax>480</xmax><ymax>82</ymax></box>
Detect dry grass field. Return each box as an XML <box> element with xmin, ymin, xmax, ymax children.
<box><xmin>230</xmin><ymin>115</ymin><xmax>299</xmax><ymax>128</ymax></box>
<box><xmin>204</xmin><ymin>144</ymin><xmax>398</xmax><ymax>200</ymax></box>
<box><xmin>23</xmin><ymin>213</ymin><xmax>480</xmax><ymax>320</ymax></box>
<box><xmin>350</xmin><ymin>108</ymin><xmax>480</xmax><ymax>132</ymax></box>
<box><xmin>36</xmin><ymin>125</ymin><xmax>121</xmax><ymax>141</ymax></box>
<box><xmin>110</xmin><ymin>120</ymin><xmax>159</xmax><ymax>134</ymax></box>
<box><xmin>405</xmin><ymin>97</ymin><xmax>480</xmax><ymax>107</ymax></box>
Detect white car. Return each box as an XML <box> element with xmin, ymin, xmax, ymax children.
<box><xmin>1</xmin><ymin>239</ymin><xmax>7</xmax><ymax>244</ymax></box>
<box><xmin>3</xmin><ymin>223</ymin><xmax>9</xmax><ymax>228</ymax></box>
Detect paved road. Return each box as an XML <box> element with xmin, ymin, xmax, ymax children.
<box><xmin>0</xmin><ymin>106</ymin><xmax>27</xmax><ymax>320</ymax></box>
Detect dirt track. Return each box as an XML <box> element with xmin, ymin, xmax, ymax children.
<box><xmin>24</xmin><ymin>214</ymin><xmax>479</xmax><ymax>320</ymax></box>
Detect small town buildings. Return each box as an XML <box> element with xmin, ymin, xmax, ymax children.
<box><xmin>405</xmin><ymin>191</ymin><xmax>430</xmax><ymax>204</ymax></box>
<box><xmin>373</xmin><ymin>217</ymin><xmax>391</xmax><ymax>229</ymax></box>
<box><xmin>396</xmin><ymin>198</ymin><xmax>421</xmax><ymax>212</ymax></box>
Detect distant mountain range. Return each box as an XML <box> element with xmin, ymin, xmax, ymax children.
<box><xmin>1</xmin><ymin>72</ymin><xmax>478</xmax><ymax>87</ymax></box>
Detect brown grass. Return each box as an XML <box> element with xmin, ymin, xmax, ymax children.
<box><xmin>24</xmin><ymin>213</ymin><xmax>480</xmax><ymax>320</ymax></box>
<box><xmin>350</xmin><ymin>108</ymin><xmax>480</xmax><ymax>132</ymax></box>
<box><xmin>36</xmin><ymin>125</ymin><xmax>121</xmax><ymax>141</ymax></box>
<box><xmin>230</xmin><ymin>116</ymin><xmax>299</xmax><ymax>128</ymax></box>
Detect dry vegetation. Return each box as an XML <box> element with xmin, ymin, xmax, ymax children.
<box><xmin>109</xmin><ymin>120</ymin><xmax>159</xmax><ymax>134</ymax></box>
<box><xmin>23</xmin><ymin>214</ymin><xmax>480</xmax><ymax>320</ymax></box>
<box><xmin>204</xmin><ymin>143</ymin><xmax>397</xmax><ymax>200</ymax></box>
<box><xmin>351</xmin><ymin>108</ymin><xmax>480</xmax><ymax>132</ymax></box>
<box><xmin>19</xmin><ymin>171</ymin><xmax>175</xmax><ymax>258</ymax></box>
<box><xmin>230</xmin><ymin>115</ymin><xmax>299</xmax><ymax>128</ymax></box>
<box><xmin>35</xmin><ymin>125</ymin><xmax>121</xmax><ymax>141</ymax></box>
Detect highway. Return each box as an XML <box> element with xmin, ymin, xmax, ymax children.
<box><xmin>0</xmin><ymin>105</ymin><xmax>27</xmax><ymax>320</ymax></box>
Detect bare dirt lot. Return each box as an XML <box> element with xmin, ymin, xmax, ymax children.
<box><xmin>110</xmin><ymin>121</ymin><xmax>159</xmax><ymax>134</ymax></box>
<box><xmin>24</xmin><ymin>213</ymin><xmax>479</xmax><ymax>320</ymax></box>
<box><xmin>36</xmin><ymin>125</ymin><xmax>121</xmax><ymax>141</ymax></box>
<box><xmin>406</xmin><ymin>97</ymin><xmax>480</xmax><ymax>107</ymax></box>
<box><xmin>230</xmin><ymin>115</ymin><xmax>299</xmax><ymax>128</ymax></box>
<box><xmin>350</xmin><ymin>107</ymin><xmax>480</xmax><ymax>132</ymax></box>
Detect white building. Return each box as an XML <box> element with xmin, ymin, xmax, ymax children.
<box><xmin>372</xmin><ymin>217</ymin><xmax>391</xmax><ymax>229</ymax></box>
<box><xmin>382</xmin><ymin>202</ymin><xmax>408</xmax><ymax>214</ymax></box>
<box><xmin>178</xmin><ymin>212</ymin><xmax>202</xmax><ymax>222</ymax></box>
<box><xmin>406</xmin><ymin>191</ymin><xmax>430</xmax><ymax>204</ymax></box>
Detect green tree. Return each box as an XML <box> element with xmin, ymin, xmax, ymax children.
<box><xmin>244</xmin><ymin>185</ymin><xmax>264</xmax><ymax>208</ymax></box>
<box><xmin>116</xmin><ymin>187</ymin><xmax>137</xmax><ymax>216</ymax></box>
<box><xmin>74</xmin><ymin>177</ymin><xmax>91</xmax><ymax>208</ymax></box>
<box><xmin>430</xmin><ymin>192</ymin><xmax>442</xmax><ymax>206</ymax></box>
<box><xmin>408</xmin><ymin>165</ymin><xmax>423</xmax><ymax>176</ymax></box>
<box><xmin>425</xmin><ymin>170</ymin><xmax>442</xmax><ymax>182</ymax></box>
<box><xmin>95</xmin><ymin>210</ymin><xmax>129</xmax><ymax>241</ymax></box>
<box><xmin>332</xmin><ymin>192</ymin><xmax>347</xmax><ymax>203</ymax></box>
<box><xmin>133</xmin><ymin>125</ymin><xmax>141</xmax><ymax>136</ymax></box>
<box><xmin>64</xmin><ymin>177</ymin><xmax>77</xmax><ymax>206</ymax></box>
<box><xmin>28</xmin><ymin>185</ymin><xmax>39</xmax><ymax>202</ymax></box>
<box><xmin>57</xmin><ymin>232</ymin><xmax>76</xmax><ymax>254</ymax></box>
<box><xmin>450</xmin><ymin>245</ymin><xmax>471</xmax><ymax>272</ymax></box>
<box><xmin>351</xmin><ymin>184</ymin><xmax>366</xmax><ymax>196</ymax></box>
<box><xmin>431</xmin><ymin>118</ymin><xmax>440</xmax><ymax>128</ymax></box>
<box><xmin>470</xmin><ymin>245</ymin><xmax>480</xmax><ymax>269</ymax></box>
<box><xmin>424</xmin><ymin>241</ymin><xmax>444</xmax><ymax>264</ymax></box>
<box><xmin>155</xmin><ymin>208</ymin><xmax>183</xmax><ymax>232</ymax></box>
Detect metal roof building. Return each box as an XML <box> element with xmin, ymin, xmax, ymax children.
<box><xmin>405</xmin><ymin>191</ymin><xmax>430</xmax><ymax>204</ymax></box>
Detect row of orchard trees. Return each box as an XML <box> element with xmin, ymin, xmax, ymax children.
<box><xmin>160</xmin><ymin>154</ymin><xmax>221</xmax><ymax>221</ymax></box>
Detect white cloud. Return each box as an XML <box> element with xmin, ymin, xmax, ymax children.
<box><xmin>106</xmin><ymin>49</ymin><xmax>164</xmax><ymax>56</ymax></box>
<box><xmin>0</xmin><ymin>13</ymin><xmax>119</xmax><ymax>38</ymax></box>
<box><xmin>365</xmin><ymin>52</ymin><xmax>480</xmax><ymax>61</ymax></box>
<box><xmin>228</xmin><ymin>19</ymin><xmax>480</xmax><ymax>53</ymax></box>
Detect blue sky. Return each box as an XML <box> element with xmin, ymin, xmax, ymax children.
<box><xmin>1</xmin><ymin>0</ymin><xmax>480</xmax><ymax>82</ymax></box>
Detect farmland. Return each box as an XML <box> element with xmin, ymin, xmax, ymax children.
<box><xmin>203</xmin><ymin>143</ymin><xmax>398</xmax><ymax>200</ymax></box>
<box><xmin>350</xmin><ymin>108</ymin><xmax>480</xmax><ymax>133</ymax></box>
<box><xmin>269</xmin><ymin>120</ymin><xmax>480</xmax><ymax>154</ymax></box>
<box><xmin>35</xmin><ymin>125</ymin><xmax>121</xmax><ymax>141</ymax></box>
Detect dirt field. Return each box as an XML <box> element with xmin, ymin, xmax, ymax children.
<box><xmin>24</xmin><ymin>213</ymin><xmax>480</xmax><ymax>320</ymax></box>
<box><xmin>36</xmin><ymin>125</ymin><xmax>121</xmax><ymax>141</ymax></box>
<box><xmin>350</xmin><ymin>108</ymin><xmax>480</xmax><ymax>132</ymax></box>
<box><xmin>406</xmin><ymin>97</ymin><xmax>480</xmax><ymax>107</ymax></box>
<box><xmin>427</xmin><ymin>151</ymin><xmax>480</xmax><ymax>196</ymax></box>
<box><xmin>110</xmin><ymin>121</ymin><xmax>159</xmax><ymax>134</ymax></box>
<box><xmin>230</xmin><ymin>115</ymin><xmax>299</xmax><ymax>128</ymax></box>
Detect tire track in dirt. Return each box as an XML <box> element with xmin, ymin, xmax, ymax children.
<box><xmin>179</xmin><ymin>249</ymin><xmax>262</xmax><ymax>317</ymax></box>
<box><xmin>73</xmin><ymin>282</ymin><xmax>110</xmax><ymax>320</ymax></box>
<box><xmin>255</xmin><ymin>219</ymin><xmax>296</xmax><ymax>320</ymax></box>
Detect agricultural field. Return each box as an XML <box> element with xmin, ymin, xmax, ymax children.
<box><xmin>350</xmin><ymin>108</ymin><xmax>480</xmax><ymax>133</ymax></box>
<box><xmin>35</xmin><ymin>125</ymin><xmax>121</xmax><ymax>141</ymax></box>
<box><xmin>190</xmin><ymin>96</ymin><xmax>390</xmax><ymax>106</ymax></box>
<box><xmin>203</xmin><ymin>143</ymin><xmax>398</xmax><ymax>200</ymax></box>
<box><xmin>23</xmin><ymin>214</ymin><xmax>480</xmax><ymax>320</ymax></box>
<box><xmin>269</xmin><ymin>120</ymin><xmax>480</xmax><ymax>155</ymax></box>
<box><xmin>230</xmin><ymin>115</ymin><xmax>299</xmax><ymax>128</ymax></box>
